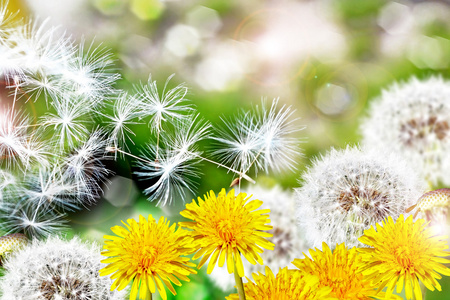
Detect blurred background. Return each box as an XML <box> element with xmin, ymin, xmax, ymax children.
<box><xmin>7</xmin><ymin>0</ymin><xmax>450</xmax><ymax>299</ymax></box>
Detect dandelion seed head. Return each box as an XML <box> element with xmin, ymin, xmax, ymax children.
<box><xmin>361</xmin><ymin>77</ymin><xmax>450</xmax><ymax>186</ymax></box>
<box><xmin>407</xmin><ymin>188</ymin><xmax>450</xmax><ymax>228</ymax></box>
<box><xmin>0</xmin><ymin>236</ymin><xmax>126</xmax><ymax>300</ymax></box>
<box><xmin>295</xmin><ymin>145</ymin><xmax>425</xmax><ymax>248</ymax></box>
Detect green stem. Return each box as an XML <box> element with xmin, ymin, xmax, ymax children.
<box><xmin>155</xmin><ymin>128</ymin><xmax>160</xmax><ymax>163</ymax></box>
<box><xmin>146</xmin><ymin>285</ymin><xmax>152</xmax><ymax>300</ymax></box>
<box><xmin>233</xmin><ymin>261</ymin><xmax>246</xmax><ymax>300</ymax></box>
<box><xmin>421</xmin><ymin>282</ymin><xmax>427</xmax><ymax>300</ymax></box>
<box><xmin>191</xmin><ymin>153</ymin><xmax>256</xmax><ymax>184</ymax></box>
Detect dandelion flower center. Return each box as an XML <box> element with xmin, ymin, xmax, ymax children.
<box><xmin>137</xmin><ymin>245</ymin><xmax>158</xmax><ymax>270</ymax></box>
<box><xmin>400</xmin><ymin>117</ymin><xmax>449</xmax><ymax>147</ymax></box>
<box><xmin>40</xmin><ymin>274</ymin><xmax>91</xmax><ymax>299</ymax></box>
<box><xmin>394</xmin><ymin>245</ymin><xmax>414</xmax><ymax>269</ymax></box>
<box><xmin>338</xmin><ymin>186</ymin><xmax>390</xmax><ymax>221</ymax></box>
<box><xmin>272</xmin><ymin>227</ymin><xmax>292</xmax><ymax>257</ymax></box>
<box><xmin>216</xmin><ymin>217</ymin><xmax>244</xmax><ymax>243</ymax></box>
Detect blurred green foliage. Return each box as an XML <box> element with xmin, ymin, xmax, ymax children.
<box><xmin>6</xmin><ymin>0</ymin><xmax>450</xmax><ymax>299</ymax></box>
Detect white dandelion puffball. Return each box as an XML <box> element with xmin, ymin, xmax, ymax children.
<box><xmin>296</xmin><ymin>146</ymin><xmax>425</xmax><ymax>248</ymax></box>
<box><xmin>210</xmin><ymin>185</ymin><xmax>309</xmax><ymax>291</ymax></box>
<box><xmin>361</xmin><ymin>77</ymin><xmax>450</xmax><ymax>187</ymax></box>
<box><xmin>0</xmin><ymin>236</ymin><xmax>126</xmax><ymax>300</ymax></box>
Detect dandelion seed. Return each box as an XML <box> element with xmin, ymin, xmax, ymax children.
<box><xmin>226</xmin><ymin>267</ymin><xmax>333</xmax><ymax>300</ymax></box>
<box><xmin>179</xmin><ymin>189</ymin><xmax>274</xmax><ymax>278</ymax></box>
<box><xmin>0</xmin><ymin>200</ymin><xmax>68</xmax><ymax>239</ymax></box>
<box><xmin>134</xmin><ymin>143</ymin><xmax>200</xmax><ymax>206</ymax></box>
<box><xmin>213</xmin><ymin>112</ymin><xmax>261</xmax><ymax>174</ymax></box>
<box><xmin>6</xmin><ymin>20</ymin><xmax>71</xmax><ymax>75</ymax></box>
<box><xmin>41</xmin><ymin>99</ymin><xmax>90</xmax><ymax>149</ymax></box>
<box><xmin>2</xmin><ymin>18</ymin><xmax>118</xmax><ymax>105</ymax></box>
<box><xmin>295</xmin><ymin>146</ymin><xmax>425</xmax><ymax>248</ymax></box>
<box><xmin>166</xmin><ymin>113</ymin><xmax>211</xmax><ymax>157</ymax></box>
<box><xmin>134</xmin><ymin>115</ymin><xmax>212</xmax><ymax>205</ymax></box>
<box><xmin>1</xmin><ymin>236</ymin><xmax>126</xmax><ymax>300</ymax></box>
<box><xmin>61</xmin><ymin>40</ymin><xmax>119</xmax><ymax>102</ymax></box>
<box><xmin>23</xmin><ymin>167</ymin><xmax>79</xmax><ymax>211</ymax></box>
<box><xmin>136</xmin><ymin>74</ymin><xmax>192</xmax><ymax>133</ymax></box>
<box><xmin>0</xmin><ymin>44</ymin><xmax>22</xmax><ymax>80</ymax></box>
<box><xmin>0</xmin><ymin>5</ymin><xmax>21</xmax><ymax>76</ymax></box>
<box><xmin>18</xmin><ymin>68</ymin><xmax>68</xmax><ymax>105</ymax></box>
<box><xmin>6</xmin><ymin>22</ymin><xmax>75</xmax><ymax>103</ymax></box>
<box><xmin>0</xmin><ymin>170</ymin><xmax>16</xmax><ymax>202</ymax></box>
<box><xmin>358</xmin><ymin>214</ymin><xmax>450</xmax><ymax>300</ymax></box>
<box><xmin>0</xmin><ymin>2</ymin><xmax>17</xmax><ymax>37</ymax></box>
<box><xmin>63</xmin><ymin>130</ymin><xmax>110</xmax><ymax>203</ymax></box>
<box><xmin>214</xmin><ymin>98</ymin><xmax>303</xmax><ymax>183</ymax></box>
<box><xmin>21</xmin><ymin>130</ymin><xmax>50</xmax><ymax>169</ymax></box>
<box><xmin>0</xmin><ymin>108</ymin><xmax>29</xmax><ymax>168</ymax></box>
<box><xmin>103</xmin><ymin>92</ymin><xmax>142</xmax><ymax>153</ymax></box>
<box><xmin>256</xmin><ymin>98</ymin><xmax>302</xmax><ymax>173</ymax></box>
<box><xmin>361</xmin><ymin>77</ymin><xmax>450</xmax><ymax>187</ymax></box>
<box><xmin>100</xmin><ymin>214</ymin><xmax>196</xmax><ymax>300</ymax></box>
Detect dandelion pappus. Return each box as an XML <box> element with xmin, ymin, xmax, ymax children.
<box><xmin>406</xmin><ymin>188</ymin><xmax>450</xmax><ymax>220</ymax></box>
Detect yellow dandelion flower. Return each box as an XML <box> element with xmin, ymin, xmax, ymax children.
<box><xmin>100</xmin><ymin>214</ymin><xmax>197</xmax><ymax>300</ymax></box>
<box><xmin>179</xmin><ymin>188</ymin><xmax>274</xmax><ymax>277</ymax></box>
<box><xmin>226</xmin><ymin>266</ymin><xmax>336</xmax><ymax>300</ymax></box>
<box><xmin>292</xmin><ymin>242</ymin><xmax>391</xmax><ymax>300</ymax></box>
<box><xmin>358</xmin><ymin>214</ymin><xmax>450</xmax><ymax>300</ymax></box>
